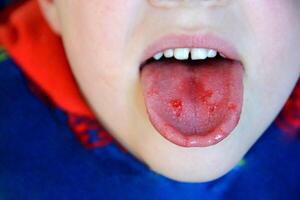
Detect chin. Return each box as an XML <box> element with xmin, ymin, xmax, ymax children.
<box><xmin>134</xmin><ymin>128</ymin><xmax>247</xmax><ymax>183</ymax></box>
<box><xmin>149</xmin><ymin>155</ymin><xmax>240</xmax><ymax>183</ymax></box>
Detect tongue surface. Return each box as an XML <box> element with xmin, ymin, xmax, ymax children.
<box><xmin>140</xmin><ymin>58</ymin><xmax>243</xmax><ymax>143</ymax></box>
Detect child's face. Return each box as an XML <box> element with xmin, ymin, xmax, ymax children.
<box><xmin>41</xmin><ymin>0</ymin><xmax>300</xmax><ymax>182</ymax></box>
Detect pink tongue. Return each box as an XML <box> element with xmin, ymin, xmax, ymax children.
<box><xmin>140</xmin><ymin>58</ymin><xmax>244</xmax><ymax>146</ymax></box>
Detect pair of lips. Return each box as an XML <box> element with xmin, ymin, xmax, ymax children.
<box><xmin>139</xmin><ymin>34</ymin><xmax>244</xmax><ymax>147</ymax></box>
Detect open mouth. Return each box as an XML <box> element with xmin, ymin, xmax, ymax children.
<box><xmin>139</xmin><ymin>34</ymin><xmax>244</xmax><ymax>147</ymax></box>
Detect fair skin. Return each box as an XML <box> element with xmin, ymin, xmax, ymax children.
<box><xmin>39</xmin><ymin>0</ymin><xmax>300</xmax><ymax>182</ymax></box>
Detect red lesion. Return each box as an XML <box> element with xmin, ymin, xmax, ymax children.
<box><xmin>228</xmin><ymin>103</ymin><xmax>237</xmax><ymax>111</ymax></box>
<box><xmin>208</xmin><ymin>105</ymin><xmax>217</xmax><ymax>114</ymax></box>
<box><xmin>199</xmin><ymin>90</ymin><xmax>213</xmax><ymax>104</ymax></box>
<box><xmin>169</xmin><ymin>99</ymin><xmax>183</xmax><ymax>117</ymax></box>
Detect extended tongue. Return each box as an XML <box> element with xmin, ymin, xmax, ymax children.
<box><xmin>140</xmin><ymin>58</ymin><xmax>244</xmax><ymax>147</ymax></box>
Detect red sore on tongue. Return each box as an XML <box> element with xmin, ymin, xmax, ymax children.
<box><xmin>140</xmin><ymin>59</ymin><xmax>244</xmax><ymax>147</ymax></box>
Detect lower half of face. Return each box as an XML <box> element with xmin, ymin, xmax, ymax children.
<box><xmin>55</xmin><ymin>0</ymin><xmax>300</xmax><ymax>182</ymax></box>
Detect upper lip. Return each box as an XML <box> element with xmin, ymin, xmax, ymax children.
<box><xmin>140</xmin><ymin>32</ymin><xmax>241</xmax><ymax>64</ymax></box>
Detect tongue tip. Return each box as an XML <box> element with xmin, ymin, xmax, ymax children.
<box><xmin>147</xmin><ymin>106</ymin><xmax>241</xmax><ymax>147</ymax></box>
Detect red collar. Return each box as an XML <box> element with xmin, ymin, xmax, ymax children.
<box><xmin>0</xmin><ymin>0</ymin><xmax>94</xmax><ymax>118</ymax></box>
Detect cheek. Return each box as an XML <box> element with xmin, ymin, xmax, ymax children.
<box><xmin>59</xmin><ymin>0</ymin><xmax>141</xmax><ymax>69</ymax></box>
<box><xmin>243</xmin><ymin>0</ymin><xmax>300</xmax><ymax>81</ymax></box>
<box><xmin>57</xmin><ymin>0</ymin><xmax>146</xmax><ymax>138</ymax></box>
<box><xmin>57</xmin><ymin>0</ymin><xmax>145</xmax><ymax>97</ymax></box>
<box><xmin>84</xmin><ymin>1</ymin><xmax>130</xmax><ymax>51</ymax></box>
<box><xmin>244</xmin><ymin>0</ymin><xmax>300</xmax><ymax>50</ymax></box>
<box><xmin>240</xmin><ymin>0</ymin><xmax>300</xmax><ymax>124</ymax></box>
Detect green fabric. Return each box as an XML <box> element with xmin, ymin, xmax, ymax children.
<box><xmin>0</xmin><ymin>48</ymin><xmax>8</xmax><ymax>63</ymax></box>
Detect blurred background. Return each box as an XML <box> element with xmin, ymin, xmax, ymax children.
<box><xmin>0</xmin><ymin>0</ymin><xmax>14</xmax><ymax>9</ymax></box>
<box><xmin>0</xmin><ymin>0</ymin><xmax>27</xmax><ymax>22</ymax></box>
<box><xmin>0</xmin><ymin>0</ymin><xmax>26</xmax><ymax>10</ymax></box>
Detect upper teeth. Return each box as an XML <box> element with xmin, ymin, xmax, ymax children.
<box><xmin>153</xmin><ymin>48</ymin><xmax>222</xmax><ymax>61</ymax></box>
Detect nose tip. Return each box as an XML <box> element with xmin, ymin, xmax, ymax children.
<box><xmin>148</xmin><ymin>0</ymin><xmax>228</xmax><ymax>8</ymax></box>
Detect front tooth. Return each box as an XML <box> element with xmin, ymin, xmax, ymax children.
<box><xmin>153</xmin><ymin>52</ymin><xmax>163</xmax><ymax>60</ymax></box>
<box><xmin>191</xmin><ymin>48</ymin><xmax>208</xmax><ymax>60</ymax></box>
<box><xmin>207</xmin><ymin>49</ymin><xmax>217</xmax><ymax>58</ymax></box>
<box><xmin>164</xmin><ymin>49</ymin><xmax>174</xmax><ymax>58</ymax></box>
<box><xmin>174</xmin><ymin>48</ymin><xmax>190</xmax><ymax>60</ymax></box>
